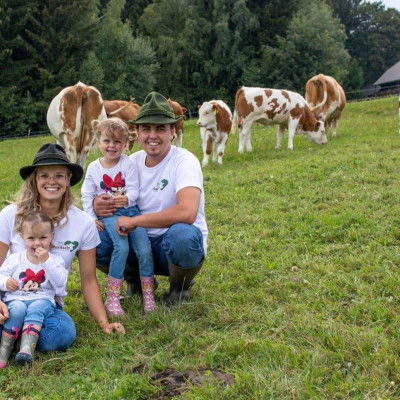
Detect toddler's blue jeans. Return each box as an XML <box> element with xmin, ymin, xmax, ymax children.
<box><xmin>99</xmin><ymin>206</ymin><xmax>154</xmax><ymax>278</ymax></box>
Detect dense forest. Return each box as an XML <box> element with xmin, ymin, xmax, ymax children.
<box><xmin>1</xmin><ymin>0</ymin><xmax>400</xmax><ymax>135</ymax></box>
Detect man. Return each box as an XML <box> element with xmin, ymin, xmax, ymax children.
<box><xmin>94</xmin><ymin>92</ymin><xmax>207</xmax><ymax>304</ymax></box>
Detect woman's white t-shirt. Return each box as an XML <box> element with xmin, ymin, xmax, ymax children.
<box><xmin>0</xmin><ymin>204</ymin><xmax>100</xmax><ymax>271</ymax></box>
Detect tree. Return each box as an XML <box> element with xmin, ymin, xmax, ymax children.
<box><xmin>247</xmin><ymin>0</ymin><xmax>302</xmax><ymax>48</ymax></box>
<box><xmin>325</xmin><ymin>0</ymin><xmax>400</xmax><ymax>87</ymax></box>
<box><xmin>94</xmin><ymin>0</ymin><xmax>157</xmax><ymax>102</ymax></box>
<box><xmin>0</xmin><ymin>87</ymin><xmax>39</xmax><ymax>136</ymax></box>
<box><xmin>33</xmin><ymin>0</ymin><xmax>100</xmax><ymax>101</ymax></box>
<box><xmin>122</xmin><ymin>0</ymin><xmax>153</xmax><ymax>32</ymax></box>
<box><xmin>0</xmin><ymin>0</ymin><xmax>100</xmax><ymax>132</ymax></box>
<box><xmin>139</xmin><ymin>0</ymin><xmax>259</xmax><ymax>109</ymax></box>
<box><xmin>0</xmin><ymin>0</ymin><xmax>40</xmax><ymax>92</ymax></box>
<box><xmin>247</xmin><ymin>0</ymin><xmax>350</xmax><ymax>92</ymax></box>
<box><xmin>348</xmin><ymin>2</ymin><xmax>400</xmax><ymax>84</ymax></box>
<box><xmin>79</xmin><ymin>51</ymin><xmax>105</xmax><ymax>89</ymax></box>
<box><xmin>138</xmin><ymin>0</ymin><xmax>190</xmax><ymax>101</ymax></box>
<box><xmin>326</xmin><ymin>0</ymin><xmax>363</xmax><ymax>39</ymax></box>
<box><xmin>0</xmin><ymin>0</ymin><xmax>44</xmax><ymax>132</ymax></box>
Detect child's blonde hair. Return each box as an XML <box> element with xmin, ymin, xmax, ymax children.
<box><xmin>18</xmin><ymin>210</ymin><xmax>54</xmax><ymax>235</ymax></box>
<box><xmin>92</xmin><ymin>117</ymin><xmax>129</xmax><ymax>142</ymax></box>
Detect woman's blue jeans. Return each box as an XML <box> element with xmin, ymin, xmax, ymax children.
<box><xmin>0</xmin><ymin>303</ymin><xmax>76</xmax><ymax>352</ymax></box>
<box><xmin>0</xmin><ymin>305</ymin><xmax>76</xmax><ymax>352</ymax></box>
<box><xmin>96</xmin><ymin>223</ymin><xmax>204</xmax><ymax>277</ymax></box>
<box><xmin>99</xmin><ymin>206</ymin><xmax>154</xmax><ymax>278</ymax></box>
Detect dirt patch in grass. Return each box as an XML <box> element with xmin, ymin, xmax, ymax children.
<box><xmin>146</xmin><ymin>367</ymin><xmax>235</xmax><ymax>399</ymax></box>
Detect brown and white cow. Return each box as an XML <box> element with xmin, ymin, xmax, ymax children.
<box><xmin>104</xmin><ymin>100</ymin><xmax>140</xmax><ymax>150</ymax></box>
<box><xmin>231</xmin><ymin>86</ymin><xmax>327</xmax><ymax>152</ymax></box>
<box><xmin>47</xmin><ymin>82</ymin><xmax>107</xmax><ymax>167</ymax></box>
<box><xmin>167</xmin><ymin>99</ymin><xmax>187</xmax><ymax>147</ymax></box>
<box><xmin>197</xmin><ymin>100</ymin><xmax>232</xmax><ymax>166</ymax></box>
<box><xmin>305</xmin><ymin>74</ymin><xmax>346</xmax><ymax>137</ymax></box>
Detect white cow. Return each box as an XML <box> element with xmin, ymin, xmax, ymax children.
<box><xmin>305</xmin><ymin>74</ymin><xmax>346</xmax><ymax>137</ymax></box>
<box><xmin>47</xmin><ymin>82</ymin><xmax>107</xmax><ymax>167</ymax></box>
<box><xmin>197</xmin><ymin>100</ymin><xmax>232</xmax><ymax>166</ymax></box>
<box><xmin>231</xmin><ymin>86</ymin><xmax>327</xmax><ymax>151</ymax></box>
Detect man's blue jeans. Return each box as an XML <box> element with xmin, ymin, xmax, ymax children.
<box><xmin>96</xmin><ymin>223</ymin><xmax>204</xmax><ymax>277</ymax></box>
<box><xmin>0</xmin><ymin>305</ymin><xmax>76</xmax><ymax>352</ymax></box>
<box><xmin>99</xmin><ymin>206</ymin><xmax>154</xmax><ymax>278</ymax></box>
<box><xmin>3</xmin><ymin>299</ymin><xmax>55</xmax><ymax>331</ymax></box>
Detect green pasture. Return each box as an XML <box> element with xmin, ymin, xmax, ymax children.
<box><xmin>0</xmin><ymin>96</ymin><xmax>399</xmax><ymax>399</ymax></box>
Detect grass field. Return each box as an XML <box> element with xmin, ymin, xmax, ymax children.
<box><xmin>0</xmin><ymin>96</ymin><xmax>399</xmax><ymax>399</ymax></box>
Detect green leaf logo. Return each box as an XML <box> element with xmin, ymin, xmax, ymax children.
<box><xmin>160</xmin><ymin>179</ymin><xmax>168</xmax><ymax>190</ymax></box>
<box><xmin>64</xmin><ymin>240</ymin><xmax>79</xmax><ymax>252</ymax></box>
<box><xmin>153</xmin><ymin>179</ymin><xmax>169</xmax><ymax>191</ymax></box>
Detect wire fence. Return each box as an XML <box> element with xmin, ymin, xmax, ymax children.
<box><xmin>0</xmin><ymin>130</ymin><xmax>50</xmax><ymax>142</ymax></box>
<box><xmin>1</xmin><ymin>85</ymin><xmax>399</xmax><ymax>141</ymax></box>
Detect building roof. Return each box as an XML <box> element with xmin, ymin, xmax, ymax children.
<box><xmin>374</xmin><ymin>60</ymin><xmax>400</xmax><ymax>85</ymax></box>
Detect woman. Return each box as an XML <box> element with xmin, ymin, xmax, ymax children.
<box><xmin>0</xmin><ymin>143</ymin><xmax>124</xmax><ymax>352</ymax></box>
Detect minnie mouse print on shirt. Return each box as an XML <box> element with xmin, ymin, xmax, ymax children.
<box><xmin>100</xmin><ymin>172</ymin><xmax>126</xmax><ymax>196</ymax></box>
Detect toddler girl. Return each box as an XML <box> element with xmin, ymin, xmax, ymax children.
<box><xmin>81</xmin><ymin>117</ymin><xmax>156</xmax><ymax>315</ymax></box>
<box><xmin>0</xmin><ymin>211</ymin><xmax>68</xmax><ymax>367</ymax></box>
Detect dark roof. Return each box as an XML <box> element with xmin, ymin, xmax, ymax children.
<box><xmin>374</xmin><ymin>60</ymin><xmax>400</xmax><ymax>85</ymax></box>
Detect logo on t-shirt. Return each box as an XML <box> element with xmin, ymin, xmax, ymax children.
<box><xmin>53</xmin><ymin>240</ymin><xmax>79</xmax><ymax>252</ymax></box>
<box><xmin>153</xmin><ymin>179</ymin><xmax>168</xmax><ymax>191</ymax></box>
<box><xmin>19</xmin><ymin>269</ymin><xmax>45</xmax><ymax>292</ymax></box>
<box><xmin>100</xmin><ymin>172</ymin><xmax>126</xmax><ymax>196</ymax></box>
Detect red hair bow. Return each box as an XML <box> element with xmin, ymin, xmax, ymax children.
<box><xmin>22</xmin><ymin>269</ymin><xmax>45</xmax><ymax>283</ymax></box>
<box><xmin>102</xmin><ymin>172</ymin><xmax>125</xmax><ymax>189</ymax></box>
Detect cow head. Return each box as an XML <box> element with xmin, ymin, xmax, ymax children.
<box><xmin>197</xmin><ymin>102</ymin><xmax>217</xmax><ymax>129</ymax></box>
<box><xmin>305</xmin><ymin>120</ymin><xmax>327</xmax><ymax>145</ymax></box>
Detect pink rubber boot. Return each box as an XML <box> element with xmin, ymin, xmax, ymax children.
<box><xmin>141</xmin><ymin>277</ymin><xmax>157</xmax><ymax>313</ymax></box>
<box><xmin>105</xmin><ymin>276</ymin><xmax>125</xmax><ymax>316</ymax></box>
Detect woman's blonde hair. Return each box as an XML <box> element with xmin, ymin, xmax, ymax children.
<box><xmin>14</xmin><ymin>168</ymin><xmax>74</xmax><ymax>232</ymax></box>
<box><xmin>92</xmin><ymin>117</ymin><xmax>129</xmax><ymax>142</ymax></box>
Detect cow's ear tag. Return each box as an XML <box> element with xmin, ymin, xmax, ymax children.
<box><xmin>213</xmin><ymin>108</ymin><xmax>218</xmax><ymax>115</ymax></box>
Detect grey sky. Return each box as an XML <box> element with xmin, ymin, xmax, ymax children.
<box><xmin>371</xmin><ymin>0</ymin><xmax>400</xmax><ymax>11</ymax></box>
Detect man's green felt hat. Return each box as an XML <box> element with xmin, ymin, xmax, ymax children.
<box><xmin>130</xmin><ymin>92</ymin><xmax>182</xmax><ymax>125</ymax></box>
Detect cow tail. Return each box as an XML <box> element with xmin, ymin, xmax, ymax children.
<box><xmin>230</xmin><ymin>89</ymin><xmax>242</xmax><ymax>135</ymax></box>
<box><xmin>310</xmin><ymin>79</ymin><xmax>327</xmax><ymax>112</ymax></box>
<box><xmin>230</xmin><ymin>110</ymin><xmax>239</xmax><ymax>135</ymax></box>
<box><xmin>78</xmin><ymin>88</ymin><xmax>89</xmax><ymax>154</ymax></box>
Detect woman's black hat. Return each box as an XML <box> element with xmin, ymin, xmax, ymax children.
<box><xmin>19</xmin><ymin>143</ymin><xmax>84</xmax><ymax>186</ymax></box>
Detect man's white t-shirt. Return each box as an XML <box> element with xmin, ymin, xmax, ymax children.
<box><xmin>0</xmin><ymin>204</ymin><xmax>100</xmax><ymax>271</ymax></box>
<box><xmin>130</xmin><ymin>146</ymin><xmax>208</xmax><ymax>253</ymax></box>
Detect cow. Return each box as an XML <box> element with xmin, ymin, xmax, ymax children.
<box><xmin>167</xmin><ymin>99</ymin><xmax>187</xmax><ymax>147</ymax></box>
<box><xmin>103</xmin><ymin>100</ymin><xmax>140</xmax><ymax>150</ymax></box>
<box><xmin>197</xmin><ymin>100</ymin><xmax>232</xmax><ymax>167</ymax></box>
<box><xmin>231</xmin><ymin>86</ymin><xmax>327</xmax><ymax>152</ymax></box>
<box><xmin>47</xmin><ymin>82</ymin><xmax>107</xmax><ymax>167</ymax></box>
<box><xmin>305</xmin><ymin>74</ymin><xmax>346</xmax><ymax>137</ymax></box>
